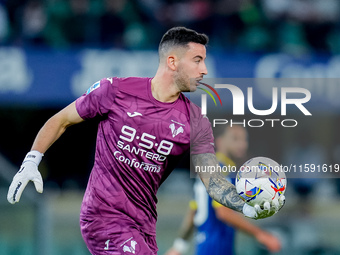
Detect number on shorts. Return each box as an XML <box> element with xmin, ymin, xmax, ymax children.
<box><xmin>104</xmin><ymin>239</ymin><xmax>110</xmax><ymax>250</ymax></box>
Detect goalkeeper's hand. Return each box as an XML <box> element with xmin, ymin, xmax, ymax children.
<box><xmin>7</xmin><ymin>151</ymin><xmax>44</xmax><ymax>204</ymax></box>
<box><xmin>242</xmin><ymin>195</ymin><xmax>285</xmax><ymax>219</ymax></box>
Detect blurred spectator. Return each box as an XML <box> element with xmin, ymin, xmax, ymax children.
<box><xmin>1</xmin><ymin>0</ymin><xmax>340</xmax><ymax>53</ymax></box>
<box><xmin>3</xmin><ymin>0</ymin><xmax>23</xmax><ymax>43</ymax></box>
<box><xmin>20</xmin><ymin>0</ymin><xmax>47</xmax><ymax>46</ymax></box>
<box><xmin>262</xmin><ymin>0</ymin><xmax>340</xmax><ymax>54</ymax></box>
<box><xmin>61</xmin><ymin>0</ymin><xmax>97</xmax><ymax>46</ymax></box>
<box><xmin>0</xmin><ymin>2</ymin><xmax>9</xmax><ymax>43</ymax></box>
<box><xmin>116</xmin><ymin>0</ymin><xmax>152</xmax><ymax>49</ymax></box>
<box><xmin>237</xmin><ymin>0</ymin><xmax>272</xmax><ymax>51</ymax></box>
<box><xmin>211</xmin><ymin>0</ymin><xmax>245</xmax><ymax>49</ymax></box>
<box><xmin>150</xmin><ymin>0</ymin><xmax>214</xmax><ymax>41</ymax></box>
<box><xmin>295</xmin><ymin>0</ymin><xmax>339</xmax><ymax>53</ymax></box>
<box><xmin>45</xmin><ymin>0</ymin><xmax>98</xmax><ymax>48</ymax></box>
<box><xmin>188</xmin><ymin>0</ymin><xmax>214</xmax><ymax>38</ymax></box>
<box><xmin>98</xmin><ymin>0</ymin><xmax>126</xmax><ymax>48</ymax></box>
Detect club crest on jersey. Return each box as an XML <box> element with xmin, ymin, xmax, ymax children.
<box><xmin>169</xmin><ymin>120</ymin><xmax>185</xmax><ymax>138</ymax></box>
<box><xmin>120</xmin><ymin>237</ymin><xmax>137</xmax><ymax>254</ymax></box>
<box><xmin>86</xmin><ymin>81</ymin><xmax>100</xmax><ymax>94</ymax></box>
<box><xmin>123</xmin><ymin>240</ymin><xmax>137</xmax><ymax>254</ymax></box>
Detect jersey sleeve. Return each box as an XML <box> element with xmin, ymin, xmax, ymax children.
<box><xmin>75</xmin><ymin>77</ymin><xmax>117</xmax><ymax>120</ymax></box>
<box><xmin>190</xmin><ymin>112</ymin><xmax>215</xmax><ymax>155</ymax></box>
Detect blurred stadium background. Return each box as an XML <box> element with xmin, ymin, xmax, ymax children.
<box><xmin>1</xmin><ymin>0</ymin><xmax>340</xmax><ymax>254</ymax></box>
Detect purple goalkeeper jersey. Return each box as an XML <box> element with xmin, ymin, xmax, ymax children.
<box><xmin>76</xmin><ymin>77</ymin><xmax>214</xmax><ymax>235</ymax></box>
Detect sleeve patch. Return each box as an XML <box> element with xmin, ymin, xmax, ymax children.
<box><xmin>86</xmin><ymin>81</ymin><xmax>100</xmax><ymax>95</ymax></box>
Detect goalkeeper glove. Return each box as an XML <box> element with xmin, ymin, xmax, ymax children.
<box><xmin>7</xmin><ymin>151</ymin><xmax>44</xmax><ymax>204</ymax></box>
<box><xmin>243</xmin><ymin>195</ymin><xmax>285</xmax><ymax>219</ymax></box>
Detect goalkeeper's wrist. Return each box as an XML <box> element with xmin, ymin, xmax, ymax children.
<box><xmin>173</xmin><ymin>238</ymin><xmax>189</xmax><ymax>254</ymax></box>
<box><xmin>23</xmin><ymin>150</ymin><xmax>44</xmax><ymax>166</ymax></box>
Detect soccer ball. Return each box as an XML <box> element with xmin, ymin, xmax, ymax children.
<box><xmin>235</xmin><ymin>157</ymin><xmax>286</xmax><ymax>207</ymax></box>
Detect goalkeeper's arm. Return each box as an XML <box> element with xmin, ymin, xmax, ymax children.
<box><xmin>7</xmin><ymin>101</ymin><xmax>84</xmax><ymax>204</ymax></box>
<box><xmin>193</xmin><ymin>153</ymin><xmax>284</xmax><ymax>219</ymax></box>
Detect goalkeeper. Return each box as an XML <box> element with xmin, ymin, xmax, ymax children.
<box><xmin>7</xmin><ymin>27</ymin><xmax>284</xmax><ymax>255</ymax></box>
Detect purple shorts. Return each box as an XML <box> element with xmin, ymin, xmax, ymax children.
<box><xmin>80</xmin><ymin>217</ymin><xmax>158</xmax><ymax>255</ymax></box>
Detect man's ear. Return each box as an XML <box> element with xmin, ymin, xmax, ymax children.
<box><xmin>167</xmin><ymin>55</ymin><xmax>177</xmax><ymax>71</ymax></box>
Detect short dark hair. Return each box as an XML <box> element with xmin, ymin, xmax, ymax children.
<box><xmin>159</xmin><ymin>27</ymin><xmax>209</xmax><ymax>56</ymax></box>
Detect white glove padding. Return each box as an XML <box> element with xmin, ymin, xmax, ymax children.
<box><xmin>243</xmin><ymin>195</ymin><xmax>286</xmax><ymax>219</ymax></box>
<box><xmin>173</xmin><ymin>238</ymin><xmax>190</xmax><ymax>254</ymax></box>
<box><xmin>7</xmin><ymin>151</ymin><xmax>44</xmax><ymax>204</ymax></box>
